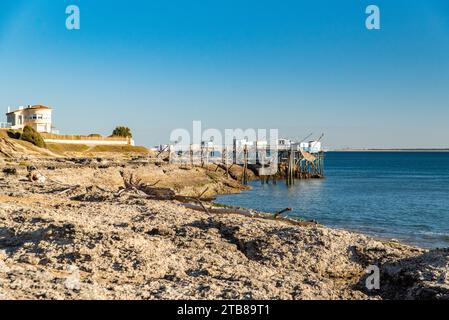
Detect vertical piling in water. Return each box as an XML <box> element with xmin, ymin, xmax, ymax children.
<box><xmin>222</xmin><ymin>147</ymin><xmax>229</xmax><ymax>178</ymax></box>
<box><xmin>189</xmin><ymin>144</ymin><xmax>194</xmax><ymax>168</ymax></box>
<box><xmin>200</xmin><ymin>145</ymin><xmax>204</xmax><ymax>167</ymax></box>
<box><xmin>242</xmin><ymin>145</ymin><xmax>248</xmax><ymax>185</ymax></box>
<box><xmin>205</xmin><ymin>145</ymin><xmax>209</xmax><ymax>169</ymax></box>
<box><xmin>320</xmin><ymin>152</ymin><xmax>325</xmax><ymax>176</ymax></box>
<box><xmin>286</xmin><ymin>147</ymin><xmax>296</xmax><ymax>186</ymax></box>
<box><xmin>292</xmin><ymin>151</ymin><xmax>295</xmax><ymax>181</ymax></box>
<box><xmin>233</xmin><ymin>139</ymin><xmax>237</xmax><ymax>165</ymax></box>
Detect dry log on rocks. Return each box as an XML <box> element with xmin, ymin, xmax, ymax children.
<box><xmin>125</xmin><ymin>190</ymin><xmax>214</xmax><ymax>203</ymax></box>
<box><xmin>117</xmin><ymin>171</ymin><xmax>176</xmax><ymax>200</ymax></box>
<box><xmin>118</xmin><ymin>171</ymin><xmax>215</xmax><ymax>202</ymax></box>
<box><xmin>56</xmin><ymin>185</ymin><xmax>81</xmax><ymax>195</ymax></box>
<box><xmin>139</xmin><ymin>187</ymin><xmax>176</xmax><ymax>199</ymax></box>
<box><xmin>274</xmin><ymin>208</ymin><xmax>292</xmax><ymax>218</ymax></box>
<box><xmin>182</xmin><ymin>203</ymin><xmax>316</xmax><ymax>227</ymax></box>
<box><xmin>173</xmin><ymin>195</ymin><xmax>216</xmax><ymax>203</ymax></box>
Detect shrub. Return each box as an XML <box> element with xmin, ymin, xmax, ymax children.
<box><xmin>21</xmin><ymin>126</ymin><xmax>46</xmax><ymax>148</ymax></box>
<box><xmin>112</xmin><ymin>126</ymin><xmax>132</xmax><ymax>138</ymax></box>
<box><xmin>88</xmin><ymin>133</ymin><xmax>102</xmax><ymax>138</ymax></box>
<box><xmin>7</xmin><ymin>129</ymin><xmax>22</xmax><ymax>139</ymax></box>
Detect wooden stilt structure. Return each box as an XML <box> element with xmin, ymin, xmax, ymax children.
<box><xmin>168</xmin><ymin>139</ymin><xmax>325</xmax><ymax>186</ymax></box>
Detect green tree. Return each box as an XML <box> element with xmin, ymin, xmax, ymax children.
<box><xmin>112</xmin><ymin>126</ymin><xmax>132</xmax><ymax>138</ymax></box>
<box><xmin>21</xmin><ymin>126</ymin><xmax>46</xmax><ymax>148</ymax></box>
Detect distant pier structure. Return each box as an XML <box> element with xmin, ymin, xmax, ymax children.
<box><xmin>168</xmin><ymin>137</ymin><xmax>325</xmax><ymax>185</ymax></box>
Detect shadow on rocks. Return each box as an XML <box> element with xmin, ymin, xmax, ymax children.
<box><xmin>353</xmin><ymin>247</ymin><xmax>449</xmax><ymax>300</ymax></box>
<box><xmin>184</xmin><ymin>219</ymin><xmax>268</xmax><ymax>262</ymax></box>
<box><xmin>0</xmin><ymin>223</ymin><xmax>76</xmax><ymax>257</ymax></box>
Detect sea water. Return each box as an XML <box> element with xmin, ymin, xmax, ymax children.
<box><xmin>217</xmin><ymin>152</ymin><xmax>449</xmax><ymax>248</ymax></box>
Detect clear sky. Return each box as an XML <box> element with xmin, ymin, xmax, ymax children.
<box><xmin>1</xmin><ymin>0</ymin><xmax>448</xmax><ymax>148</ymax></box>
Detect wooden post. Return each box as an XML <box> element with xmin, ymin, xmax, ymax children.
<box><xmin>201</xmin><ymin>144</ymin><xmax>204</xmax><ymax>167</ymax></box>
<box><xmin>242</xmin><ymin>144</ymin><xmax>248</xmax><ymax>185</ymax></box>
<box><xmin>168</xmin><ymin>145</ymin><xmax>172</xmax><ymax>163</ymax></box>
<box><xmin>320</xmin><ymin>152</ymin><xmax>325</xmax><ymax>176</ymax></box>
<box><xmin>222</xmin><ymin>147</ymin><xmax>229</xmax><ymax>178</ymax></box>
<box><xmin>286</xmin><ymin>148</ymin><xmax>295</xmax><ymax>186</ymax></box>
<box><xmin>233</xmin><ymin>139</ymin><xmax>237</xmax><ymax>164</ymax></box>
<box><xmin>206</xmin><ymin>145</ymin><xmax>209</xmax><ymax>168</ymax></box>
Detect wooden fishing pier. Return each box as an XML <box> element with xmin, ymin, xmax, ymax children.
<box><xmin>169</xmin><ymin>138</ymin><xmax>325</xmax><ymax>185</ymax></box>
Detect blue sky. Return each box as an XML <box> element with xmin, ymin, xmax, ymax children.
<box><xmin>1</xmin><ymin>0</ymin><xmax>448</xmax><ymax>148</ymax></box>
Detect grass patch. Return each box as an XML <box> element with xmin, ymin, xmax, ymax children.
<box><xmin>0</xmin><ymin>129</ymin><xmax>8</xmax><ymax>138</ymax></box>
<box><xmin>46</xmin><ymin>143</ymin><xmax>147</xmax><ymax>154</ymax></box>
<box><xmin>206</xmin><ymin>171</ymin><xmax>221</xmax><ymax>182</ymax></box>
<box><xmin>41</xmin><ymin>132</ymin><xmax>127</xmax><ymax>141</ymax></box>
<box><xmin>89</xmin><ymin>145</ymin><xmax>148</xmax><ymax>153</ymax></box>
<box><xmin>46</xmin><ymin>143</ymin><xmax>90</xmax><ymax>153</ymax></box>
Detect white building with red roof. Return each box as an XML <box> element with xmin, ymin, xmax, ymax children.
<box><xmin>6</xmin><ymin>105</ymin><xmax>53</xmax><ymax>133</ymax></box>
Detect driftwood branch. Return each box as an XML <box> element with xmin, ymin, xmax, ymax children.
<box><xmin>156</xmin><ymin>145</ymin><xmax>170</xmax><ymax>158</ymax></box>
<box><xmin>274</xmin><ymin>208</ymin><xmax>292</xmax><ymax>218</ymax></box>
<box><xmin>198</xmin><ymin>187</ymin><xmax>209</xmax><ymax>199</ymax></box>
<box><xmin>181</xmin><ymin>203</ymin><xmax>315</xmax><ymax>227</ymax></box>
<box><xmin>56</xmin><ymin>185</ymin><xmax>81</xmax><ymax>195</ymax></box>
<box><xmin>115</xmin><ymin>171</ymin><xmax>303</xmax><ymax>225</ymax></box>
<box><xmin>116</xmin><ymin>171</ymin><xmax>216</xmax><ymax>203</ymax></box>
<box><xmin>149</xmin><ymin>180</ymin><xmax>161</xmax><ymax>187</ymax></box>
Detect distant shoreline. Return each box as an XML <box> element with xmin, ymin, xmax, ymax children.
<box><xmin>328</xmin><ymin>149</ymin><xmax>449</xmax><ymax>153</ymax></box>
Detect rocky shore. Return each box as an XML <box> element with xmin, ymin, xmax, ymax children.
<box><xmin>0</xmin><ymin>144</ymin><xmax>448</xmax><ymax>300</ymax></box>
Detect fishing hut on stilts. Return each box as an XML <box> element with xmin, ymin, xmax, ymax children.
<box><xmin>168</xmin><ymin>135</ymin><xmax>325</xmax><ymax>186</ymax></box>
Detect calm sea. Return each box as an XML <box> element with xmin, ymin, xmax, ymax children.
<box><xmin>217</xmin><ymin>152</ymin><xmax>449</xmax><ymax>248</ymax></box>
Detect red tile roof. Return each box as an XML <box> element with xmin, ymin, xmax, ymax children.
<box><xmin>6</xmin><ymin>105</ymin><xmax>52</xmax><ymax>115</ymax></box>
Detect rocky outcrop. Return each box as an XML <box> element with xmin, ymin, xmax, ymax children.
<box><xmin>0</xmin><ymin>159</ymin><xmax>448</xmax><ymax>300</ymax></box>
<box><xmin>379</xmin><ymin>249</ymin><xmax>449</xmax><ymax>299</ymax></box>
